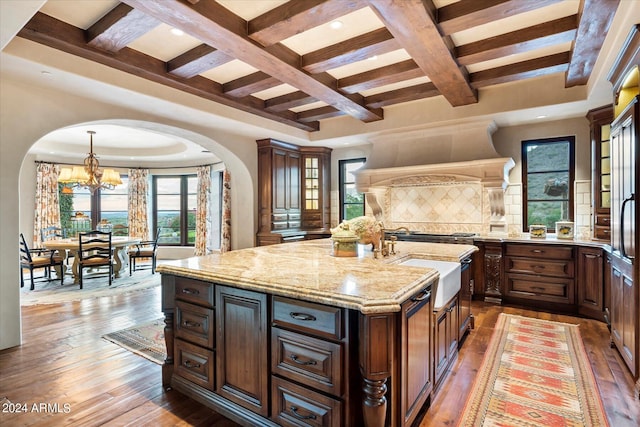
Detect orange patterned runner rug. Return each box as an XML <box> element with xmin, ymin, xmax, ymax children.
<box><xmin>458</xmin><ymin>313</ymin><xmax>609</xmax><ymax>427</ymax></box>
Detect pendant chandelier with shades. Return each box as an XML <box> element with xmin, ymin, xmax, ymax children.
<box><xmin>58</xmin><ymin>130</ymin><xmax>123</xmax><ymax>193</ymax></box>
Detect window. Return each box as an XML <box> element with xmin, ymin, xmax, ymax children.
<box><xmin>522</xmin><ymin>136</ymin><xmax>575</xmax><ymax>232</ymax></box>
<box><xmin>59</xmin><ymin>176</ymin><xmax>129</xmax><ymax>237</ymax></box>
<box><xmin>339</xmin><ymin>158</ymin><xmax>366</xmax><ymax>221</ymax></box>
<box><xmin>153</xmin><ymin>175</ymin><xmax>197</xmax><ymax>246</ymax></box>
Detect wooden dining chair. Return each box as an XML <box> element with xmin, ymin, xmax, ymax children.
<box><xmin>19</xmin><ymin>233</ymin><xmax>64</xmax><ymax>290</ymax></box>
<box><xmin>128</xmin><ymin>228</ymin><xmax>160</xmax><ymax>275</ymax></box>
<box><xmin>78</xmin><ymin>230</ymin><xmax>114</xmax><ymax>289</ymax></box>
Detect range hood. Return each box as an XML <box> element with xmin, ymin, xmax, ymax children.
<box><xmin>353</xmin><ymin>119</ymin><xmax>515</xmax><ymax>235</ymax></box>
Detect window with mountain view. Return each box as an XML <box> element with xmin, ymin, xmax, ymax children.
<box><xmin>339</xmin><ymin>158</ymin><xmax>366</xmax><ymax>221</ymax></box>
<box><xmin>522</xmin><ymin>136</ymin><xmax>575</xmax><ymax>232</ymax></box>
<box><xmin>153</xmin><ymin>175</ymin><xmax>197</xmax><ymax>246</ymax></box>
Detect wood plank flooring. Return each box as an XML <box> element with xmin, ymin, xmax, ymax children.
<box><xmin>1</xmin><ymin>285</ymin><xmax>638</xmax><ymax>426</ymax></box>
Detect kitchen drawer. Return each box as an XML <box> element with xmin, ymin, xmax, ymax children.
<box><xmin>272</xmin><ymin>213</ymin><xmax>288</xmax><ymax>222</ymax></box>
<box><xmin>304</xmin><ymin>212</ymin><xmax>322</xmax><ymax>220</ymax></box>
<box><xmin>272</xmin><ymin>328</ymin><xmax>342</xmax><ymax>395</ymax></box>
<box><xmin>282</xmin><ymin>234</ymin><xmax>305</xmax><ymax>242</ymax></box>
<box><xmin>594</xmin><ymin>225</ymin><xmax>611</xmax><ymax>240</ymax></box>
<box><xmin>175</xmin><ymin>278</ymin><xmax>214</xmax><ymax>308</ymax></box>
<box><xmin>175</xmin><ymin>300</ymin><xmax>214</xmax><ymax>348</ymax></box>
<box><xmin>174</xmin><ymin>338</ymin><xmax>214</xmax><ymax>390</ymax></box>
<box><xmin>273</xmin><ymin>297</ymin><xmax>344</xmax><ymax>340</ymax></box>
<box><xmin>288</xmin><ymin>220</ymin><xmax>302</xmax><ymax>229</ymax></box>
<box><xmin>288</xmin><ymin>213</ymin><xmax>301</xmax><ymax>221</ymax></box>
<box><xmin>505</xmin><ymin>273</ymin><xmax>575</xmax><ymax>304</ymax></box>
<box><xmin>304</xmin><ymin>220</ymin><xmax>323</xmax><ymax>228</ymax></box>
<box><xmin>595</xmin><ymin>214</ymin><xmax>610</xmax><ymax>226</ymax></box>
<box><xmin>272</xmin><ymin>221</ymin><xmax>289</xmax><ymax>230</ymax></box>
<box><xmin>505</xmin><ymin>244</ymin><xmax>574</xmax><ymax>260</ymax></box>
<box><xmin>505</xmin><ymin>257</ymin><xmax>574</xmax><ymax>278</ymax></box>
<box><xmin>271</xmin><ymin>376</ymin><xmax>342</xmax><ymax>427</ymax></box>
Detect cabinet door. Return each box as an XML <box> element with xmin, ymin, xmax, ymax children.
<box><xmin>577</xmin><ymin>247</ymin><xmax>604</xmax><ymax>320</ymax></box>
<box><xmin>611</xmin><ymin>256</ymin><xmax>637</xmax><ymax>376</ymax></box>
<box><xmin>400</xmin><ymin>287</ymin><xmax>432</xmax><ymax>427</ymax></box>
<box><xmin>288</xmin><ymin>151</ymin><xmax>301</xmax><ymax>211</ymax></box>
<box><xmin>459</xmin><ymin>259</ymin><xmax>472</xmax><ymax>341</ymax></box>
<box><xmin>216</xmin><ymin>286</ymin><xmax>269</xmax><ymax>416</ymax></box>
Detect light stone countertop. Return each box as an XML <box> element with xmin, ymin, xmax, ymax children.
<box><xmin>157</xmin><ymin>239</ymin><xmax>477</xmax><ymax>314</ymax></box>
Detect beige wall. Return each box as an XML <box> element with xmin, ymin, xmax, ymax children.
<box><xmin>1</xmin><ymin>76</ymin><xmax>259</xmax><ymax>350</ymax></box>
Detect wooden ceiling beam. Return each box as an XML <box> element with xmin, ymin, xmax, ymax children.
<box><xmin>365</xmin><ymin>82</ymin><xmax>440</xmax><ymax>109</ymax></box>
<box><xmin>249</xmin><ymin>0</ymin><xmax>366</xmax><ymax>46</ymax></box>
<box><xmin>456</xmin><ymin>15</ymin><xmax>577</xmax><ymax>66</ymax></box>
<box><xmin>470</xmin><ymin>52</ymin><xmax>570</xmax><ymax>88</ymax></box>
<box><xmin>565</xmin><ymin>0</ymin><xmax>620</xmax><ymax>87</ymax></box>
<box><xmin>438</xmin><ymin>0</ymin><xmax>564</xmax><ymax>35</ymax></box>
<box><xmin>168</xmin><ymin>44</ymin><xmax>233</xmax><ymax>79</ymax></box>
<box><xmin>296</xmin><ymin>106</ymin><xmax>345</xmax><ymax>122</ymax></box>
<box><xmin>17</xmin><ymin>12</ymin><xmax>318</xmax><ymax>132</ymax></box>
<box><xmin>122</xmin><ymin>0</ymin><xmax>383</xmax><ymax>123</ymax></box>
<box><xmin>338</xmin><ymin>59</ymin><xmax>423</xmax><ymax>94</ymax></box>
<box><xmin>265</xmin><ymin>91</ymin><xmax>318</xmax><ymax>112</ymax></box>
<box><xmin>87</xmin><ymin>3</ymin><xmax>160</xmax><ymax>52</ymax></box>
<box><xmin>302</xmin><ymin>28</ymin><xmax>400</xmax><ymax>74</ymax></box>
<box><xmin>366</xmin><ymin>0</ymin><xmax>477</xmax><ymax>107</ymax></box>
<box><xmin>223</xmin><ymin>72</ymin><xmax>281</xmax><ymax>98</ymax></box>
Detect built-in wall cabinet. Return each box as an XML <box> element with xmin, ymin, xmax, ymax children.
<box><xmin>587</xmin><ymin>105</ymin><xmax>614</xmax><ymax>241</ymax></box>
<box><xmin>256</xmin><ymin>139</ymin><xmax>332</xmax><ymax>246</ymax></box>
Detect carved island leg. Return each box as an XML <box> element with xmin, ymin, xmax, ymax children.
<box><xmin>360</xmin><ymin>313</ymin><xmax>394</xmax><ymax>427</ymax></box>
<box><xmin>160</xmin><ymin>275</ymin><xmax>176</xmax><ymax>390</ymax></box>
<box><xmin>162</xmin><ymin>310</ymin><xmax>174</xmax><ymax>389</ymax></box>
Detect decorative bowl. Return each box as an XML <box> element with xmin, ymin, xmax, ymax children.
<box><xmin>555</xmin><ymin>221</ymin><xmax>574</xmax><ymax>239</ymax></box>
<box><xmin>529</xmin><ymin>224</ymin><xmax>547</xmax><ymax>239</ymax></box>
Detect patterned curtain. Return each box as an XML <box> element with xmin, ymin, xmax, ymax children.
<box><xmin>195</xmin><ymin>165</ymin><xmax>211</xmax><ymax>256</ymax></box>
<box><xmin>221</xmin><ymin>169</ymin><xmax>231</xmax><ymax>252</ymax></box>
<box><xmin>33</xmin><ymin>163</ymin><xmax>61</xmax><ymax>247</ymax></box>
<box><xmin>128</xmin><ymin>168</ymin><xmax>149</xmax><ymax>239</ymax></box>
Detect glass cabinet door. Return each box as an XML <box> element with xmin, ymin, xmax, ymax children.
<box><xmin>304</xmin><ymin>157</ymin><xmax>319</xmax><ymax>210</ymax></box>
<box><xmin>600</xmin><ymin>124</ymin><xmax>611</xmax><ymax>209</ymax></box>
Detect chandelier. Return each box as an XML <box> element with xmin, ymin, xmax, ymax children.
<box><xmin>58</xmin><ymin>130</ymin><xmax>122</xmax><ymax>193</ymax></box>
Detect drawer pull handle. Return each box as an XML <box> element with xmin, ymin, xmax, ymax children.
<box><xmin>290</xmin><ymin>406</ymin><xmax>317</xmax><ymax>420</ymax></box>
<box><xmin>182</xmin><ymin>288</ymin><xmax>200</xmax><ymax>295</ymax></box>
<box><xmin>412</xmin><ymin>290</ymin><xmax>431</xmax><ymax>302</ymax></box>
<box><xmin>532</xmin><ymin>265</ymin><xmax>546</xmax><ymax>270</ymax></box>
<box><xmin>183</xmin><ymin>320</ymin><xmax>201</xmax><ymax>328</ymax></box>
<box><xmin>531</xmin><ymin>286</ymin><xmax>546</xmax><ymax>292</ymax></box>
<box><xmin>531</xmin><ymin>249</ymin><xmax>544</xmax><ymax>254</ymax></box>
<box><xmin>290</xmin><ymin>354</ymin><xmax>317</xmax><ymax>366</ymax></box>
<box><xmin>184</xmin><ymin>360</ymin><xmax>201</xmax><ymax>369</ymax></box>
<box><xmin>290</xmin><ymin>312</ymin><xmax>316</xmax><ymax>321</ymax></box>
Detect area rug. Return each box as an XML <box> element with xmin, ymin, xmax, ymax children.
<box><xmin>20</xmin><ymin>272</ymin><xmax>160</xmax><ymax>306</ymax></box>
<box><xmin>458</xmin><ymin>313</ymin><xmax>609</xmax><ymax>427</ymax></box>
<box><xmin>102</xmin><ymin>319</ymin><xmax>166</xmax><ymax>365</ymax></box>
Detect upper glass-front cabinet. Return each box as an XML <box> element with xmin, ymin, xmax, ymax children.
<box><xmin>600</xmin><ymin>124</ymin><xmax>611</xmax><ymax>209</ymax></box>
<box><xmin>304</xmin><ymin>157</ymin><xmax>319</xmax><ymax>210</ymax></box>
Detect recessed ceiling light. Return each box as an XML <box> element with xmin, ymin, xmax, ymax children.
<box><xmin>330</xmin><ymin>20</ymin><xmax>343</xmax><ymax>30</ymax></box>
<box><xmin>367</xmin><ymin>55</ymin><xmax>378</xmax><ymax>61</ymax></box>
<box><xmin>170</xmin><ymin>28</ymin><xmax>184</xmax><ymax>36</ymax></box>
<box><xmin>41</xmin><ymin>71</ymin><xmax>53</xmax><ymax>77</ymax></box>
<box><xmin>536</xmin><ymin>115</ymin><xmax>547</xmax><ymax>119</ymax></box>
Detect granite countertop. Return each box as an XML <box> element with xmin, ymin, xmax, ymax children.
<box><xmin>474</xmin><ymin>233</ymin><xmax>610</xmax><ymax>249</ymax></box>
<box><xmin>157</xmin><ymin>239</ymin><xmax>477</xmax><ymax>314</ymax></box>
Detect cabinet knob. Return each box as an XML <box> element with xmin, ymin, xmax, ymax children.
<box><xmin>289</xmin><ymin>312</ymin><xmax>317</xmax><ymax>321</ymax></box>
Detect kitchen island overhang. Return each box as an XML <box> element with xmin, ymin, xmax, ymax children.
<box><xmin>157</xmin><ymin>239</ymin><xmax>477</xmax><ymax>427</ymax></box>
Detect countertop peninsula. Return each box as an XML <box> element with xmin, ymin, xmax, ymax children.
<box><xmin>156</xmin><ymin>239</ymin><xmax>477</xmax><ymax>314</ymax></box>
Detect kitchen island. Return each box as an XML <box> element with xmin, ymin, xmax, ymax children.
<box><xmin>157</xmin><ymin>239</ymin><xmax>477</xmax><ymax>427</ymax></box>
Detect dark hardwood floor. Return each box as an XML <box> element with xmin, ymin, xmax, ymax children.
<box><xmin>1</xmin><ymin>285</ymin><xmax>637</xmax><ymax>426</ymax></box>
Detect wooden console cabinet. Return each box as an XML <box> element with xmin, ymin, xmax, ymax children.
<box><xmin>257</xmin><ymin>139</ymin><xmax>331</xmax><ymax>246</ymax></box>
<box><xmin>587</xmin><ymin>105</ymin><xmax>614</xmax><ymax>241</ymax></box>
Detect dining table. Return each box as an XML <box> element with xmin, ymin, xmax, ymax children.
<box><xmin>43</xmin><ymin>236</ymin><xmax>141</xmax><ymax>284</ymax></box>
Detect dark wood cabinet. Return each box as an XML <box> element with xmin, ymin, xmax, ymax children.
<box><xmin>257</xmin><ymin>139</ymin><xmax>331</xmax><ymax>246</ymax></box>
<box><xmin>216</xmin><ymin>285</ymin><xmax>269</xmax><ymax>416</ymax></box>
<box><xmin>504</xmin><ymin>243</ymin><xmax>576</xmax><ymax>311</ymax></box>
<box><xmin>400</xmin><ymin>286</ymin><xmax>433</xmax><ymax>427</ymax></box>
<box><xmin>433</xmin><ymin>295</ymin><xmax>458</xmax><ymax>393</ymax></box>
<box><xmin>476</xmin><ymin>241</ymin><xmax>504</xmax><ymax>303</ymax></box>
<box><xmin>587</xmin><ymin>105</ymin><xmax>614</xmax><ymax>241</ymax></box>
<box><xmin>458</xmin><ymin>257</ymin><xmax>473</xmax><ymax>342</ymax></box>
<box><xmin>577</xmin><ymin>247</ymin><xmax>605</xmax><ymax>320</ymax></box>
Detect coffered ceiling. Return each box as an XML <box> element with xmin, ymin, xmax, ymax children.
<box><xmin>15</xmin><ymin>0</ymin><xmax>621</xmax><ymax>133</ymax></box>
